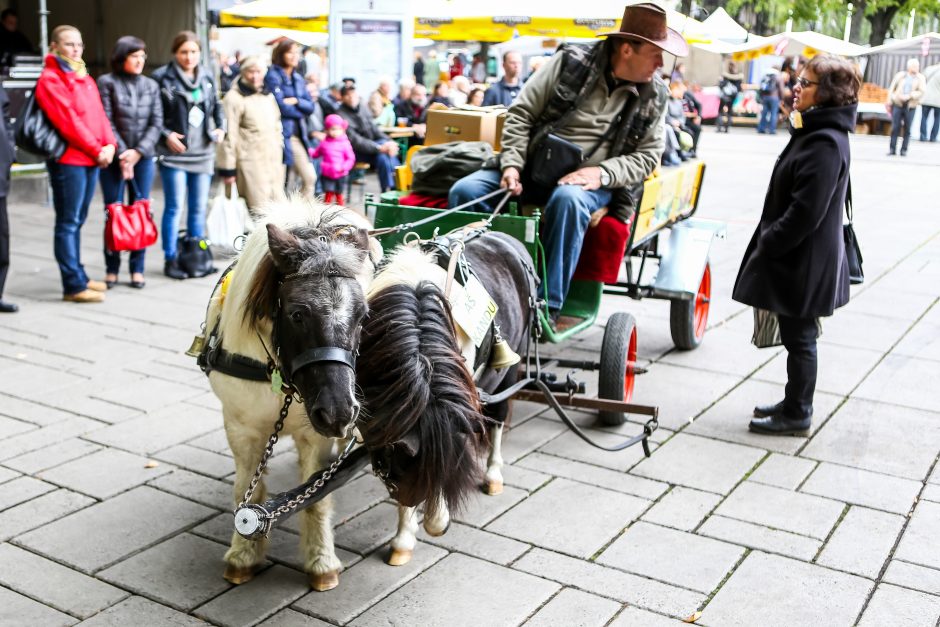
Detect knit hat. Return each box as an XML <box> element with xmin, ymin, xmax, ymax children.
<box><xmin>324</xmin><ymin>114</ymin><xmax>348</xmax><ymax>130</ymax></box>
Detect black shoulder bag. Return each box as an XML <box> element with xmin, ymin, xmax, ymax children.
<box><xmin>843</xmin><ymin>181</ymin><xmax>864</xmax><ymax>285</ymax></box>
<box><xmin>14</xmin><ymin>90</ymin><xmax>66</xmax><ymax>160</ymax></box>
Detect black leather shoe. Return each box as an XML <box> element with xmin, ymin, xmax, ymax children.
<box><xmin>749</xmin><ymin>415</ymin><xmax>812</xmax><ymax>436</ymax></box>
<box><xmin>164</xmin><ymin>259</ymin><xmax>187</xmax><ymax>280</ymax></box>
<box><xmin>753</xmin><ymin>400</ymin><xmax>785</xmax><ymax>418</ymax></box>
<box><xmin>0</xmin><ymin>301</ymin><xmax>18</xmax><ymax>313</ymax></box>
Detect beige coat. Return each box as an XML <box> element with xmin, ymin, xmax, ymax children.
<box><xmin>217</xmin><ymin>84</ymin><xmax>286</xmax><ymax>212</ymax></box>
<box><xmin>887</xmin><ymin>70</ymin><xmax>927</xmax><ymax>108</ymax></box>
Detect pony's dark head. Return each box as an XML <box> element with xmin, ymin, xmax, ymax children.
<box><xmin>357</xmin><ymin>281</ymin><xmax>488</xmax><ymax>515</ymax></box>
<box><xmin>245</xmin><ymin>220</ymin><xmax>371</xmax><ymax>438</ymax></box>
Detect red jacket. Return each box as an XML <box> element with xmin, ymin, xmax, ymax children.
<box><xmin>35</xmin><ymin>55</ymin><xmax>116</xmax><ymax>166</ymax></box>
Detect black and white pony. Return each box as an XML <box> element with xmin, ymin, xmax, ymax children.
<box><xmin>357</xmin><ymin>231</ymin><xmax>536</xmax><ymax>565</ymax></box>
<box><xmin>202</xmin><ymin>200</ymin><xmax>378</xmax><ymax>591</ymax></box>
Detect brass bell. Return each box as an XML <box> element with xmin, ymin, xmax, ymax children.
<box><xmin>489</xmin><ymin>338</ymin><xmax>521</xmax><ymax>370</ymax></box>
<box><xmin>185</xmin><ymin>334</ymin><xmax>206</xmax><ymax>358</ymax></box>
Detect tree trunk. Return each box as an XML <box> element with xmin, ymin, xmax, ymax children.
<box><xmin>850</xmin><ymin>0</ymin><xmax>866</xmax><ymax>44</ymax></box>
<box><xmin>867</xmin><ymin>6</ymin><xmax>900</xmax><ymax>47</ymax></box>
<box><xmin>680</xmin><ymin>0</ymin><xmax>693</xmax><ymax>16</ymax></box>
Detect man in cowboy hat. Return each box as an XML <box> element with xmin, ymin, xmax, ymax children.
<box><xmin>450</xmin><ymin>3</ymin><xmax>688</xmax><ymax>324</ymax></box>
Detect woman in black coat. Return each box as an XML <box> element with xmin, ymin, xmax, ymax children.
<box><xmin>732</xmin><ymin>54</ymin><xmax>861</xmax><ymax>436</ymax></box>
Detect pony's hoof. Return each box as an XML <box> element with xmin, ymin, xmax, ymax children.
<box><xmin>223</xmin><ymin>564</ymin><xmax>258</xmax><ymax>585</ymax></box>
<box><xmin>387</xmin><ymin>548</ymin><xmax>413</xmax><ymax>566</ymax></box>
<box><xmin>309</xmin><ymin>570</ymin><xmax>339</xmax><ymax>591</ymax></box>
<box><xmin>424</xmin><ymin>520</ymin><xmax>450</xmax><ymax>537</ymax></box>
<box><xmin>484</xmin><ymin>479</ymin><xmax>503</xmax><ymax>496</ymax></box>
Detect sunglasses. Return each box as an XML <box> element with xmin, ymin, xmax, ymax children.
<box><xmin>796</xmin><ymin>77</ymin><xmax>819</xmax><ymax>88</ymax></box>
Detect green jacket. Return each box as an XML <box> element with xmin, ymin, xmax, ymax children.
<box><xmin>498</xmin><ymin>40</ymin><xmax>667</xmax><ymax>221</ymax></box>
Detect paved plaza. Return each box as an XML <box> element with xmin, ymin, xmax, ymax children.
<box><xmin>0</xmin><ymin>128</ymin><xmax>938</xmax><ymax>626</ymax></box>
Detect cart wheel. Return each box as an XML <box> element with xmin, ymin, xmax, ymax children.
<box><xmin>670</xmin><ymin>262</ymin><xmax>711</xmax><ymax>350</ymax></box>
<box><xmin>598</xmin><ymin>312</ymin><xmax>638</xmax><ymax>426</ymax></box>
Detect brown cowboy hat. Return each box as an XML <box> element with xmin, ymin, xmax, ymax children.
<box><xmin>598</xmin><ymin>3</ymin><xmax>690</xmax><ymax>58</ymax></box>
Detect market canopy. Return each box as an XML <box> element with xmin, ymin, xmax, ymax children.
<box><xmin>219</xmin><ymin>0</ymin><xmax>328</xmax><ymax>32</ymax></box>
<box><xmin>700</xmin><ymin>7</ymin><xmax>748</xmax><ymax>44</ymax></box>
<box><xmin>857</xmin><ymin>33</ymin><xmax>940</xmax><ymax>87</ymax></box>
<box><xmin>730</xmin><ymin>31</ymin><xmax>866</xmax><ymax>61</ymax></box>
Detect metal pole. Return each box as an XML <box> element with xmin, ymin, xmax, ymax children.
<box><xmin>844</xmin><ymin>3</ymin><xmax>853</xmax><ymax>42</ymax></box>
<box><xmin>39</xmin><ymin>0</ymin><xmax>49</xmax><ymax>52</ymax></box>
<box><xmin>907</xmin><ymin>9</ymin><xmax>915</xmax><ymax>40</ymax></box>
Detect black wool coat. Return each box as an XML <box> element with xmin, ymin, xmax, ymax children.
<box><xmin>732</xmin><ymin>104</ymin><xmax>856</xmax><ymax>318</ymax></box>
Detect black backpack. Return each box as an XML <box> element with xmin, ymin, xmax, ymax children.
<box><xmin>177</xmin><ymin>233</ymin><xmax>217</xmax><ymax>278</ymax></box>
<box><xmin>759</xmin><ymin>74</ymin><xmax>776</xmax><ymax>96</ymax></box>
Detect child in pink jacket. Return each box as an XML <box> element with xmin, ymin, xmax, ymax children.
<box><xmin>310</xmin><ymin>114</ymin><xmax>356</xmax><ymax>205</ymax></box>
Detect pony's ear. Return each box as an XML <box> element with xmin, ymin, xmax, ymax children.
<box><xmin>267</xmin><ymin>224</ymin><xmax>301</xmax><ymax>273</ymax></box>
<box><xmin>243</xmin><ymin>253</ymin><xmax>279</xmax><ymax>329</ymax></box>
<box><xmin>334</xmin><ymin>227</ymin><xmax>371</xmax><ymax>253</ymax></box>
<box><xmin>395</xmin><ymin>430</ymin><xmax>421</xmax><ymax>457</ymax></box>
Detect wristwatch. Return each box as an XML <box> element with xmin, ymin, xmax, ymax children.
<box><xmin>599</xmin><ymin>168</ymin><xmax>611</xmax><ymax>187</ymax></box>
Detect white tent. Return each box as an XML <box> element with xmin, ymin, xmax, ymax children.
<box><xmin>701</xmin><ymin>8</ymin><xmax>748</xmax><ymax>44</ymax></box>
<box><xmin>730</xmin><ymin>31</ymin><xmax>866</xmax><ymax>62</ymax></box>
<box><xmin>858</xmin><ymin>33</ymin><xmax>940</xmax><ymax>87</ymax></box>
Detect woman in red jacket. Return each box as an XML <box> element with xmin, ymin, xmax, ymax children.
<box><xmin>36</xmin><ymin>25</ymin><xmax>116</xmax><ymax>303</ymax></box>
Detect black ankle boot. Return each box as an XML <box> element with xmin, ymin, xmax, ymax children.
<box><xmin>753</xmin><ymin>400</ymin><xmax>785</xmax><ymax>418</ymax></box>
<box><xmin>164</xmin><ymin>258</ymin><xmax>187</xmax><ymax>280</ymax></box>
<box><xmin>748</xmin><ymin>415</ymin><xmax>812</xmax><ymax>436</ymax></box>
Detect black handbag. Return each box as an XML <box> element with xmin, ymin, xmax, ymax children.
<box><xmin>177</xmin><ymin>233</ymin><xmax>217</xmax><ymax>278</ymax></box>
<box><xmin>529</xmin><ymin>133</ymin><xmax>587</xmax><ymax>188</ymax></box>
<box><xmin>14</xmin><ymin>90</ymin><xmax>66</xmax><ymax>160</ymax></box>
<box><xmin>843</xmin><ymin>182</ymin><xmax>864</xmax><ymax>285</ymax></box>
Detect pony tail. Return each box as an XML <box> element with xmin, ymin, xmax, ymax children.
<box><xmin>358</xmin><ymin>281</ymin><xmax>488</xmax><ymax>514</ymax></box>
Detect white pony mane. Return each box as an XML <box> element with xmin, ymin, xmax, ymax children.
<box><xmin>368</xmin><ymin>244</ymin><xmax>446</xmax><ymax>298</ymax></box>
<box><xmin>212</xmin><ymin>197</ymin><xmax>381</xmax><ymax>355</ymax></box>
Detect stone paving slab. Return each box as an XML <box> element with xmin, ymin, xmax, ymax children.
<box><xmin>0</xmin><ymin>543</ymin><xmax>128</xmax><ymax>619</ymax></box>
<box><xmin>0</xmin><ymin>585</ymin><xmax>77</xmax><ymax>626</ymax></box>
<box><xmin>0</xmin><ymin>394</ymin><xmax>80</xmax><ymax>427</ymax></box>
<box><xmin>291</xmin><ymin>545</ymin><xmax>447</xmax><ymax>625</ymax></box>
<box><xmin>516</xmin><ymin>452</ymin><xmax>668</xmax><ymax>500</ymax></box>
<box><xmin>416</xmin><ymin>521</ymin><xmax>529</xmax><ymax>566</ymax></box>
<box><xmin>2</xmin><ymin>437</ymin><xmax>103</xmax><ymax>474</ymax></box>
<box><xmin>512</xmin><ymin>547</ymin><xmax>704</xmax><ymax>618</ymax></box>
<box><xmin>499</xmin><ymin>418</ymin><xmax>568</xmax><ymax>464</ymax></box>
<box><xmin>451</xmin><ymin>483</ymin><xmax>528</xmax><ymax>528</ymax></box>
<box><xmin>799</xmin><ymin>462</ymin><xmax>922</xmax><ymax>515</ymax></box>
<box><xmin>98</xmin><ymin>533</ymin><xmax>232</xmax><ymax>611</ymax></box>
<box><xmin>628</xmin><ymin>362</ymin><xmax>741</xmax><ymax>430</ymax></box>
<box><xmin>747</xmin><ymin>453</ymin><xmax>817</xmax><ymax>490</ymax></box>
<box><xmin>753</xmin><ymin>342</ymin><xmax>883</xmax><ymax>397</ymax></box>
<box><xmin>258</xmin><ymin>608</ymin><xmax>333</xmax><ymax>626</ymax></box>
<box><xmin>149</xmin><ymin>469</ymin><xmax>233</xmax><ymax>511</ymax></box>
<box><xmin>38</xmin><ymin>448</ymin><xmax>172</xmax><ymax>499</ymax></box>
<box><xmin>800</xmin><ymin>399</ymin><xmax>940</xmax><ymax>480</ymax></box>
<box><xmin>816</xmin><ymin>507</ymin><xmax>905</xmax><ymax>579</ymax></box>
<box><xmin>631</xmin><ymin>433</ymin><xmax>765</xmax><ymax>494</ymax></box>
<box><xmin>523</xmin><ymin>587</ymin><xmax>620</xmax><ymax>627</ymax></box>
<box><xmin>891</xmin><ymin>311</ymin><xmax>940</xmax><ymax>362</ymax></box>
<box><xmin>715</xmin><ymin>481</ymin><xmax>844</xmax><ymax>540</ymax></box>
<box><xmin>83</xmin><ymin>404</ymin><xmax>222</xmax><ymax>456</ymax></box>
<box><xmin>152</xmin><ymin>444</ymin><xmax>235</xmax><ymax>479</ymax></box>
<box><xmin>76</xmin><ymin>595</ymin><xmax>209</xmax><ymax>626</ymax></box>
<box><xmin>894</xmin><ymin>500</ymin><xmax>940</xmax><ymax>570</ymax></box>
<box><xmin>500</xmin><ymin>463</ymin><xmax>552</xmax><ymax>492</ymax></box>
<box><xmin>0</xmin><ymin>489</ymin><xmax>94</xmax><ymax>543</ymax></box>
<box><xmin>597</xmin><ymin>521</ymin><xmax>745</xmax><ymax>594</ymax></box>
<box><xmin>0</xmin><ymin>417</ymin><xmax>105</xmax><ymax>462</ymax></box>
<box><xmin>702</xmin><ymin>552</ymin><xmax>872</xmax><ymax>627</ymax></box>
<box><xmin>349</xmin><ymin>553</ymin><xmax>560</xmax><ymax>627</ymax></box>
<box><xmin>15</xmin><ymin>486</ymin><xmax>214</xmax><ymax>573</ymax></box>
<box><xmin>609</xmin><ymin>606</ymin><xmax>681</xmax><ymax>626</ymax></box>
<box><xmin>857</xmin><ymin>583</ymin><xmax>940</xmax><ymax>627</ymax></box>
<box><xmin>0</xmin><ymin>475</ymin><xmax>56</xmax><ymax>509</ymax></box>
<box><xmin>486</xmin><ymin>478</ymin><xmax>650</xmax><ymax>558</ymax></box>
<box><xmin>883</xmin><ymin>560</ymin><xmax>940</xmax><ymax>596</ymax></box>
<box><xmin>697</xmin><ymin>515</ymin><xmax>821</xmax><ymax>561</ymax></box>
<box><xmin>537</xmin><ymin>429</ymin><xmax>654</xmax><ymax>472</ymax></box>
<box><xmin>852</xmin><ymin>354</ymin><xmax>940</xmax><ymax>413</ymax></box>
<box><xmin>640</xmin><ymin>486</ymin><xmax>722</xmax><ymax>532</ymax></box>
<box><xmin>843</xmin><ymin>286</ymin><xmax>936</xmax><ymax>321</ymax></box>
<box><xmin>194</xmin><ymin>565</ymin><xmax>309</xmax><ymax>627</ymax></box>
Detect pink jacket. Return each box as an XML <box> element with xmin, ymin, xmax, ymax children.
<box><xmin>310</xmin><ymin>135</ymin><xmax>356</xmax><ymax>179</ymax></box>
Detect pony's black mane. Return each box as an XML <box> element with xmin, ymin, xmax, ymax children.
<box><xmin>357</xmin><ymin>281</ymin><xmax>488</xmax><ymax>514</ymax></box>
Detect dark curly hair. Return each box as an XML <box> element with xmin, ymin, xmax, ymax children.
<box><xmin>804</xmin><ymin>55</ymin><xmax>862</xmax><ymax>107</ymax></box>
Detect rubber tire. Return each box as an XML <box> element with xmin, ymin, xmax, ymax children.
<box><xmin>670</xmin><ymin>262</ymin><xmax>711</xmax><ymax>351</ymax></box>
<box><xmin>598</xmin><ymin>312</ymin><xmax>638</xmax><ymax>426</ymax></box>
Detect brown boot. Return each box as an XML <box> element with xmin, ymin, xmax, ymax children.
<box><xmin>63</xmin><ymin>289</ymin><xmax>105</xmax><ymax>303</ymax></box>
<box><xmin>86</xmin><ymin>280</ymin><xmax>108</xmax><ymax>292</ymax></box>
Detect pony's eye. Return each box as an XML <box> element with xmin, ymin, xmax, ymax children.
<box><xmin>290</xmin><ymin>310</ymin><xmax>304</xmax><ymax>324</ymax></box>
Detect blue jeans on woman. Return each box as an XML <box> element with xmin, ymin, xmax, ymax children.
<box><xmin>159</xmin><ymin>164</ymin><xmax>211</xmax><ymax>261</ymax></box>
<box><xmin>101</xmin><ymin>158</ymin><xmax>155</xmax><ymax>275</ymax></box>
<box><xmin>919</xmin><ymin>104</ymin><xmax>939</xmax><ymax>142</ymax></box>
<box><xmin>757</xmin><ymin>95</ymin><xmax>780</xmax><ymax>134</ymax></box>
<box><xmin>448</xmin><ymin>168</ymin><xmax>611</xmax><ymax>311</ymax></box>
<box><xmin>47</xmin><ymin>161</ymin><xmax>99</xmax><ymax>296</ymax></box>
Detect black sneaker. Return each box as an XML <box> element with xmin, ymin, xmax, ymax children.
<box><xmin>164</xmin><ymin>258</ymin><xmax>188</xmax><ymax>280</ymax></box>
<box><xmin>0</xmin><ymin>300</ymin><xmax>18</xmax><ymax>313</ymax></box>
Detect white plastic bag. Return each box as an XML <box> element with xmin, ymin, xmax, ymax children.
<box><xmin>207</xmin><ymin>183</ymin><xmax>249</xmax><ymax>253</ymax></box>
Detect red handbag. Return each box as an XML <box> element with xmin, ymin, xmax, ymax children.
<box><xmin>105</xmin><ymin>181</ymin><xmax>158</xmax><ymax>252</ymax></box>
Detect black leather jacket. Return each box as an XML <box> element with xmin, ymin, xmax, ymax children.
<box><xmin>151</xmin><ymin>63</ymin><xmax>225</xmax><ymax>144</ymax></box>
<box><xmin>97</xmin><ymin>72</ymin><xmax>163</xmax><ymax>158</ymax></box>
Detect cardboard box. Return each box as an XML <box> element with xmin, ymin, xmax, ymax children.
<box><xmin>424</xmin><ymin>107</ymin><xmax>504</xmax><ymax>148</ymax></box>
<box><xmin>494</xmin><ymin>112</ymin><xmax>507</xmax><ymax>152</ymax></box>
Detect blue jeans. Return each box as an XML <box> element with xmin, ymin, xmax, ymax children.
<box><xmin>159</xmin><ymin>164</ymin><xmax>211</xmax><ymax>261</ymax></box>
<box><xmin>758</xmin><ymin>96</ymin><xmax>780</xmax><ymax>133</ymax></box>
<box><xmin>449</xmin><ymin>169</ymin><xmax>611</xmax><ymax>310</ymax></box>
<box><xmin>890</xmin><ymin>105</ymin><xmax>916</xmax><ymax>153</ymax></box>
<box><xmin>47</xmin><ymin>161</ymin><xmax>99</xmax><ymax>295</ymax></box>
<box><xmin>919</xmin><ymin>104</ymin><xmax>939</xmax><ymax>142</ymax></box>
<box><xmin>101</xmin><ymin>157</ymin><xmax>155</xmax><ymax>275</ymax></box>
<box><xmin>367</xmin><ymin>144</ymin><xmax>400</xmax><ymax>192</ymax></box>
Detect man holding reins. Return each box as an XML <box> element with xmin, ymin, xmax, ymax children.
<box><xmin>449</xmin><ymin>3</ymin><xmax>688</xmax><ymax>325</ymax></box>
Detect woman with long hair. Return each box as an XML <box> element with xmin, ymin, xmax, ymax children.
<box><xmin>265</xmin><ymin>40</ymin><xmax>317</xmax><ymax>199</ymax></box>
<box><xmin>97</xmin><ymin>36</ymin><xmax>163</xmax><ymax>289</ymax></box>
<box><xmin>152</xmin><ymin>31</ymin><xmax>225</xmax><ymax>279</ymax></box>
<box><xmin>35</xmin><ymin>25</ymin><xmax>116</xmax><ymax>303</ymax></box>
<box><xmin>734</xmin><ymin>55</ymin><xmax>862</xmax><ymax>435</ymax></box>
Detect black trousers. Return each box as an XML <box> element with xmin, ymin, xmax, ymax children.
<box><xmin>0</xmin><ymin>196</ymin><xmax>8</xmax><ymax>299</ymax></box>
<box><xmin>778</xmin><ymin>314</ymin><xmax>819</xmax><ymax>420</ymax></box>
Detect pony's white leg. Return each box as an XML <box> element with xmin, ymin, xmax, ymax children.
<box><xmin>484</xmin><ymin>423</ymin><xmax>505</xmax><ymax>495</ymax></box>
<box><xmin>388</xmin><ymin>505</ymin><xmax>419</xmax><ymax>566</ymax></box>
<box><xmin>423</xmin><ymin>493</ymin><xmax>451</xmax><ymax>537</ymax></box>
<box><xmin>222</xmin><ymin>419</ymin><xmax>270</xmax><ymax>584</ymax></box>
<box><xmin>294</xmin><ymin>433</ymin><xmax>343</xmax><ymax>591</ymax></box>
